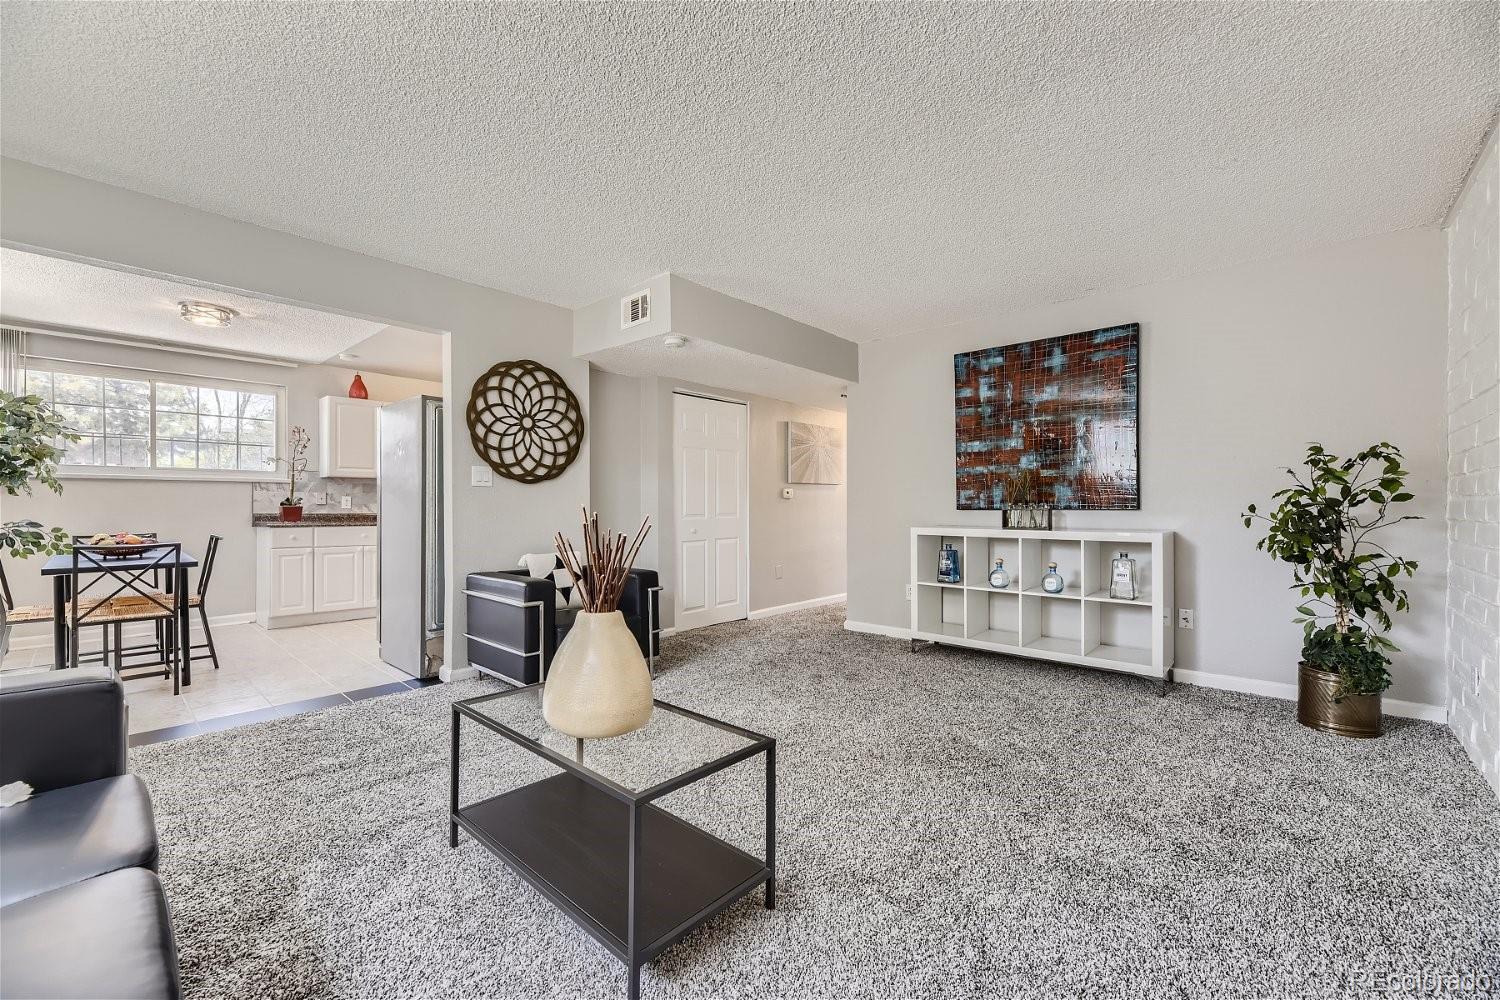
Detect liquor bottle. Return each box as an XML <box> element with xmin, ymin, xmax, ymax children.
<box><xmin>1110</xmin><ymin>551</ymin><xmax>1138</xmax><ymax>600</ymax></box>
<box><xmin>988</xmin><ymin>557</ymin><xmax>1010</xmax><ymax>590</ymax></box>
<box><xmin>1041</xmin><ymin>561</ymin><xmax>1065</xmax><ymax>594</ymax></box>
<box><xmin>937</xmin><ymin>543</ymin><xmax>962</xmax><ymax>584</ymax></box>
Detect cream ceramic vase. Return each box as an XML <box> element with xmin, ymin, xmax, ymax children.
<box><xmin>542</xmin><ymin>611</ymin><xmax>653</xmax><ymax>739</ymax></box>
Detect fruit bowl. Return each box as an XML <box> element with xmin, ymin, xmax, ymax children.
<box><xmin>83</xmin><ymin>532</ymin><xmax>160</xmax><ymax>558</ymax></box>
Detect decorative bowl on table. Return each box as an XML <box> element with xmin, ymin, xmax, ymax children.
<box><xmin>82</xmin><ymin>532</ymin><xmax>159</xmax><ymax>558</ymax></box>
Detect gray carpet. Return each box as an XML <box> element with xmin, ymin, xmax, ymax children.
<box><xmin>132</xmin><ymin>605</ymin><xmax>1500</xmax><ymax>1000</ymax></box>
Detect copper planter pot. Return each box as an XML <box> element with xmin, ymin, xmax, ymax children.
<box><xmin>1297</xmin><ymin>662</ymin><xmax>1382</xmax><ymax>739</ymax></box>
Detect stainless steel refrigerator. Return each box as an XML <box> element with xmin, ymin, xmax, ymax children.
<box><xmin>378</xmin><ymin>395</ymin><xmax>444</xmax><ymax>678</ymax></box>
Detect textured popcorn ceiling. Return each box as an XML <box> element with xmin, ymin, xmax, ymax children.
<box><xmin>0</xmin><ymin>248</ymin><xmax>390</xmax><ymax>364</ymax></box>
<box><xmin>1</xmin><ymin>3</ymin><xmax>1495</xmax><ymax>343</ymax></box>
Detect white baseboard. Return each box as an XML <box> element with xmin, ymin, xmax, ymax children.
<box><xmin>659</xmin><ymin>627</ymin><xmax>678</xmax><ymax>639</ymax></box>
<box><xmin>844</xmin><ymin>621</ymin><xmax>1446</xmax><ymax>722</ymax></box>
<box><xmin>844</xmin><ymin>619</ymin><xmax>912</xmax><ymax>640</ymax></box>
<box><xmin>6</xmin><ymin>611</ymin><xmax>257</xmax><ymax>651</ymax></box>
<box><xmin>749</xmin><ymin>593</ymin><xmax>847</xmax><ymax>621</ymax></box>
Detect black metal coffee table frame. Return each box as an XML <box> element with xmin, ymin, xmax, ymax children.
<box><xmin>450</xmin><ymin>684</ymin><xmax>775</xmax><ymax>1000</ymax></box>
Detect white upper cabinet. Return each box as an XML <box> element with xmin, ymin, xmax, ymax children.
<box><xmin>319</xmin><ymin>396</ymin><xmax>381</xmax><ymax>478</ymax></box>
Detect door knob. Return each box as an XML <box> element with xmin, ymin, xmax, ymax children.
<box><xmin>689</xmin><ymin>528</ymin><xmax>699</xmax><ymax>535</ymax></box>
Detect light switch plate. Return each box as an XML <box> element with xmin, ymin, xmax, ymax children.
<box><xmin>781</xmin><ymin>487</ymin><xmax>794</xmax><ymax>499</ymax></box>
<box><xmin>340</xmin><ymin>495</ymin><xmax>353</xmax><ymax>510</ymax></box>
<box><xmin>1177</xmin><ymin>609</ymin><xmax>1195</xmax><ymax>630</ymax></box>
<box><xmin>471</xmin><ymin>465</ymin><xmax>493</xmax><ymax>487</ymax></box>
<box><xmin>312</xmin><ymin>491</ymin><xmax>328</xmax><ymax>506</ymax></box>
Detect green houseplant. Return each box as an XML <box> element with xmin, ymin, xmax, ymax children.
<box><xmin>1242</xmin><ymin>442</ymin><xmax>1419</xmax><ymax>738</ymax></box>
<box><xmin>1</xmin><ymin>390</ymin><xmax>81</xmax><ymax>657</ymax></box>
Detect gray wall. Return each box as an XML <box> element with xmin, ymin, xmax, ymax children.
<box><xmin>3</xmin><ymin>158</ymin><xmax>587</xmax><ymax>677</ymax></box>
<box><xmin>4</xmin><ymin>333</ymin><xmax>439</xmax><ymax>644</ymax></box>
<box><xmin>848</xmin><ymin>228</ymin><xmax>1450</xmax><ymax>711</ymax></box>
<box><xmin>588</xmin><ymin>368</ymin><xmax>847</xmax><ymax>628</ymax></box>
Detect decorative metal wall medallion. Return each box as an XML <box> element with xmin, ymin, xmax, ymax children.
<box><xmin>466</xmin><ymin>359</ymin><xmax>584</xmax><ymax>484</ymax></box>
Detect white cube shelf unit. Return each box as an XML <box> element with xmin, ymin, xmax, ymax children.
<box><xmin>910</xmin><ymin>527</ymin><xmax>1175</xmax><ymax>684</ymax></box>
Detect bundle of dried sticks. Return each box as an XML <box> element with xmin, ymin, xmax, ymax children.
<box><xmin>554</xmin><ymin>507</ymin><xmax>652</xmax><ymax>613</ymax></box>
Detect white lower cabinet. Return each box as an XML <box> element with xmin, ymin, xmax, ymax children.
<box><xmin>267</xmin><ymin>548</ymin><xmax>315</xmax><ymax>617</ymax></box>
<box><xmin>256</xmin><ymin>525</ymin><xmax>378</xmax><ymax>628</ymax></box>
<box><xmin>361</xmin><ymin>544</ymin><xmax>378</xmax><ymax>609</ymax></box>
<box><xmin>314</xmin><ymin>546</ymin><xmax>364</xmax><ymax>612</ymax></box>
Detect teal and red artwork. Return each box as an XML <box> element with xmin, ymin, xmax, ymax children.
<box><xmin>954</xmin><ymin>324</ymin><xmax>1139</xmax><ymax>510</ymax></box>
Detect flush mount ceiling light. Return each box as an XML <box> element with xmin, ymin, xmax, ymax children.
<box><xmin>178</xmin><ymin>300</ymin><xmax>239</xmax><ymax>328</ymax></box>
<box><xmin>337</xmin><ymin>352</ymin><xmax>360</xmax><ymax>361</ymax></box>
<box><xmin>662</xmin><ymin>335</ymin><xmax>687</xmax><ymax>349</ymax></box>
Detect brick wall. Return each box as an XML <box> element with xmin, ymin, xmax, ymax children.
<box><xmin>1446</xmin><ymin>130</ymin><xmax>1500</xmax><ymax>797</ymax></box>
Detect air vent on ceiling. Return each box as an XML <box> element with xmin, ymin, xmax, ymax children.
<box><xmin>621</xmin><ymin>290</ymin><xmax>650</xmax><ymax>330</ymax></box>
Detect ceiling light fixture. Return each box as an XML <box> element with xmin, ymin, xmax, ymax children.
<box><xmin>662</xmin><ymin>335</ymin><xmax>687</xmax><ymax>349</ymax></box>
<box><xmin>178</xmin><ymin>300</ymin><xmax>239</xmax><ymax>328</ymax></box>
<box><xmin>337</xmin><ymin>352</ymin><xmax>360</xmax><ymax>361</ymax></box>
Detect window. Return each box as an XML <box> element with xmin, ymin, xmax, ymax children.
<box><xmin>23</xmin><ymin>361</ymin><xmax>283</xmax><ymax>478</ymax></box>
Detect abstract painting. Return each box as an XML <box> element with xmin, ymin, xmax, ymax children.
<box><xmin>787</xmin><ymin>421</ymin><xmax>843</xmax><ymax>484</ymax></box>
<box><xmin>955</xmin><ymin>323</ymin><xmax>1139</xmax><ymax>510</ymax></box>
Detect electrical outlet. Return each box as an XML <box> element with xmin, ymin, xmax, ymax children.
<box><xmin>312</xmin><ymin>491</ymin><xmax>328</xmax><ymax>506</ymax></box>
<box><xmin>1177</xmin><ymin>609</ymin><xmax>1195</xmax><ymax>630</ymax></box>
<box><xmin>781</xmin><ymin>487</ymin><xmax>794</xmax><ymax>500</ymax></box>
<box><xmin>340</xmin><ymin>495</ymin><xmax>352</xmax><ymax>510</ymax></box>
<box><xmin>905</xmin><ymin>584</ymin><xmax>913</xmax><ymax>600</ymax></box>
<box><xmin>774</xmin><ymin>563</ymin><xmax>784</xmax><ymax>579</ymax></box>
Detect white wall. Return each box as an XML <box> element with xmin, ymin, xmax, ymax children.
<box><xmin>574</xmin><ymin>273</ymin><xmax>859</xmax><ymax>384</ymax></box>
<box><xmin>588</xmin><ymin>369</ymin><xmax>847</xmax><ymax>628</ymax></box>
<box><xmin>1445</xmin><ymin>127</ymin><xmax>1500</xmax><ymax>795</ymax></box>
<box><xmin>2</xmin><ymin>158</ymin><xmax>587</xmax><ymax>678</ymax></box>
<box><xmin>3</xmin><ymin>333</ymin><xmax>440</xmax><ymax>644</ymax></box>
<box><xmin>848</xmin><ymin>229</ymin><xmax>1449</xmax><ymax>711</ymax></box>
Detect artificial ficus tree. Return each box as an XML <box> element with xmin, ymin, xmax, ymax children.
<box><xmin>1242</xmin><ymin>442</ymin><xmax>1419</xmax><ymax>699</ymax></box>
<box><xmin>1</xmin><ymin>390</ymin><xmax>80</xmax><ymax>558</ymax></box>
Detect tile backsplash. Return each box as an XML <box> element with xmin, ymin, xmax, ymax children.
<box><xmin>251</xmin><ymin>477</ymin><xmax>377</xmax><ymax>515</ymax></box>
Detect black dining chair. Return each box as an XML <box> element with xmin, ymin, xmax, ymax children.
<box><xmin>0</xmin><ymin>559</ymin><xmax>57</xmax><ymax>645</ymax></box>
<box><xmin>66</xmin><ymin>544</ymin><xmax>186</xmax><ymax>694</ymax></box>
<box><xmin>69</xmin><ymin>532</ymin><xmax>168</xmax><ymax>669</ymax></box>
<box><xmin>185</xmin><ymin>534</ymin><xmax>222</xmax><ymax>670</ymax></box>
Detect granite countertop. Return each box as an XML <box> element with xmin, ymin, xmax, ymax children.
<box><xmin>251</xmin><ymin>512</ymin><xmax>378</xmax><ymax>528</ymax></box>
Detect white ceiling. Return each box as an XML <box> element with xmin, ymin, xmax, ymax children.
<box><xmin>0</xmin><ymin>248</ymin><xmax>391</xmax><ymax>363</ymax></box>
<box><xmin>585</xmin><ymin>336</ymin><xmax>848</xmax><ymax>411</ymax></box>
<box><xmin>1</xmin><ymin>3</ymin><xmax>1496</xmax><ymax>343</ymax></box>
<box><xmin>339</xmin><ymin>326</ymin><xmax>444</xmax><ymax>384</ymax></box>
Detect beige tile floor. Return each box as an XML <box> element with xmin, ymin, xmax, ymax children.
<box><xmin>2</xmin><ymin>617</ymin><xmax>414</xmax><ymax>735</ymax></box>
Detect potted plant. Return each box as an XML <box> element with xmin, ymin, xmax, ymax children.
<box><xmin>269</xmin><ymin>425</ymin><xmax>311</xmax><ymax>522</ymax></box>
<box><xmin>1242</xmin><ymin>442</ymin><xmax>1419</xmax><ymax>738</ymax></box>
<box><xmin>1</xmin><ymin>390</ymin><xmax>80</xmax><ymax>658</ymax></box>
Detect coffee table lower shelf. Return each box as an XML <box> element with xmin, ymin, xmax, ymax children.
<box><xmin>454</xmin><ymin>772</ymin><xmax>769</xmax><ymax>991</ymax></box>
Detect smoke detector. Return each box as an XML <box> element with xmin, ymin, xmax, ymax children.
<box><xmin>621</xmin><ymin>290</ymin><xmax>651</xmax><ymax>329</ymax></box>
<box><xmin>662</xmin><ymin>335</ymin><xmax>687</xmax><ymax>349</ymax></box>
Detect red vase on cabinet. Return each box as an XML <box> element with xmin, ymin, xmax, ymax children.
<box><xmin>348</xmin><ymin>373</ymin><xmax>368</xmax><ymax>399</ymax></box>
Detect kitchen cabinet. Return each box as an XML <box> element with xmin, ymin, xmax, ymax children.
<box><xmin>319</xmin><ymin>396</ymin><xmax>381</xmax><ymax>478</ymax></box>
<box><xmin>256</xmin><ymin>524</ymin><xmax>378</xmax><ymax>627</ymax></box>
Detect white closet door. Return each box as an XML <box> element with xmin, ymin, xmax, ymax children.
<box><xmin>673</xmin><ymin>393</ymin><xmax>748</xmax><ymax>632</ymax></box>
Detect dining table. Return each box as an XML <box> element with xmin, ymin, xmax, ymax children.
<box><xmin>39</xmin><ymin>546</ymin><xmax>199</xmax><ymax>686</ymax></box>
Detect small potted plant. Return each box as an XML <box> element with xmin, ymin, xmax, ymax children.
<box><xmin>1</xmin><ymin>390</ymin><xmax>80</xmax><ymax>658</ymax></box>
<box><xmin>1242</xmin><ymin>442</ymin><xmax>1419</xmax><ymax>738</ymax></box>
<box><xmin>269</xmin><ymin>425</ymin><xmax>311</xmax><ymax>523</ymax></box>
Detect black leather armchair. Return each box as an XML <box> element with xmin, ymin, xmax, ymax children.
<box><xmin>464</xmin><ymin>567</ymin><xmax>661</xmax><ymax>685</ymax></box>
<box><xmin>0</xmin><ymin>668</ymin><xmax>182</xmax><ymax>1000</ymax></box>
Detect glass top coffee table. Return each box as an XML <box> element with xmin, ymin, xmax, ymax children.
<box><xmin>449</xmin><ymin>684</ymin><xmax>776</xmax><ymax>1000</ymax></box>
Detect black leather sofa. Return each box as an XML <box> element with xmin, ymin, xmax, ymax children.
<box><xmin>464</xmin><ymin>567</ymin><xmax>661</xmax><ymax>684</ymax></box>
<box><xmin>0</xmin><ymin>668</ymin><xmax>181</xmax><ymax>1000</ymax></box>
